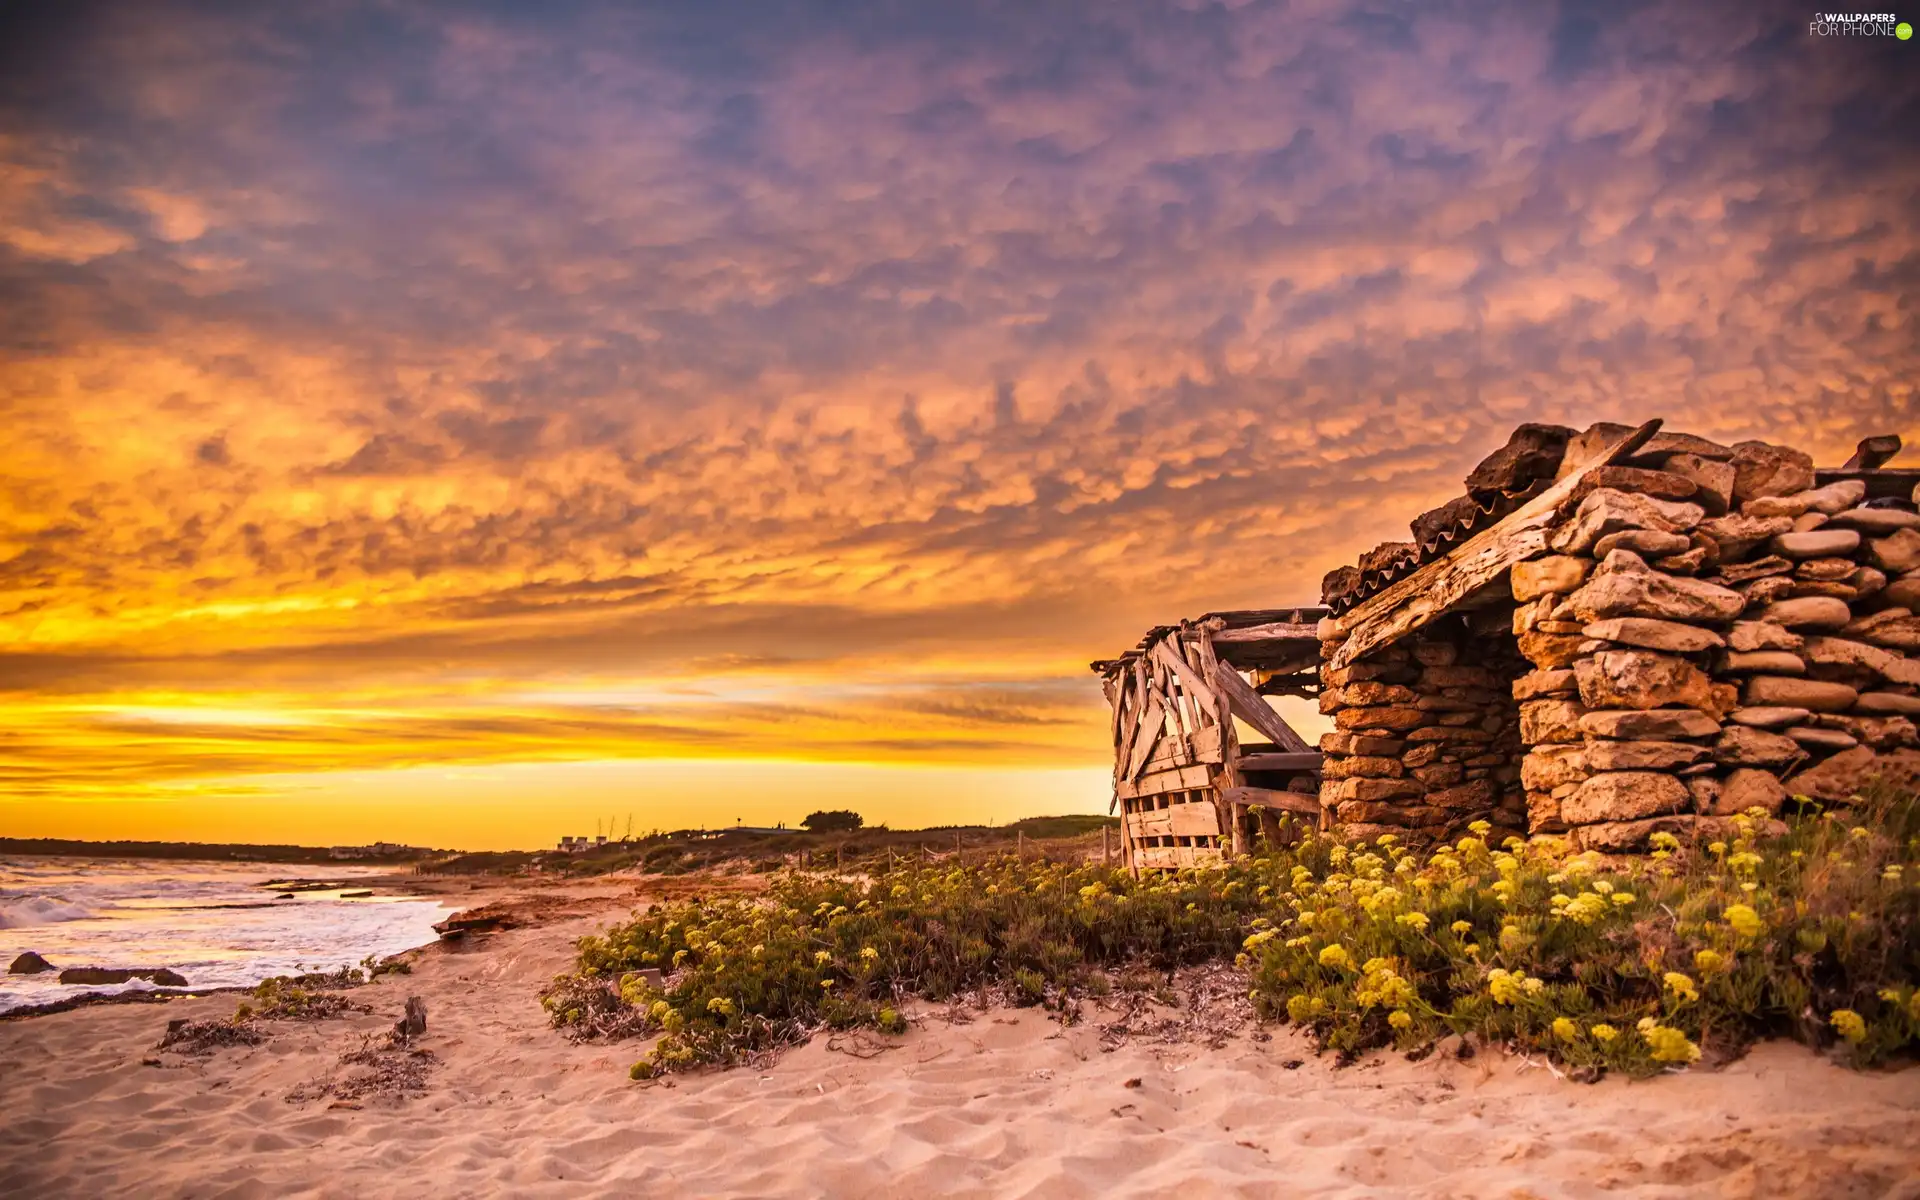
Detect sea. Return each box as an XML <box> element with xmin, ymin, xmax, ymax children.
<box><xmin>0</xmin><ymin>856</ymin><xmax>453</xmax><ymax>1015</ymax></box>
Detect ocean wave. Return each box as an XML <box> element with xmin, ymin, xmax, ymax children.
<box><xmin>0</xmin><ymin>895</ymin><xmax>96</xmax><ymax>929</ymax></box>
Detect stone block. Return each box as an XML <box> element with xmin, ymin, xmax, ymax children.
<box><xmin>1790</xmin><ymin>747</ymin><xmax>1920</xmax><ymax>803</ymax></box>
<box><xmin>1512</xmin><ymin>555</ymin><xmax>1592</xmax><ymax>602</ymax></box>
<box><xmin>1574</xmin><ymin>650</ymin><xmax>1714</xmax><ymax>712</ymax></box>
<box><xmin>1333</xmin><ymin>705</ymin><xmax>1428</xmax><ymax>731</ymax></box>
<box><xmin>1412</xmin><ymin>763</ymin><xmax>1464</xmax><ymax>787</ymax></box>
<box><xmin>1661</xmin><ymin>453</ymin><xmax>1735</xmax><ymax>514</ymax></box>
<box><xmin>1573</xmin><ymin>814</ymin><xmax>1698</xmax><ymax>852</ymax></box>
<box><xmin>1743</xmin><ymin>676</ymin><xmax>1859</xmax><ymax>712</ymax></box>
<box><xmin>1581</xmin><ymin>617</ymin><xmax>1723</xmax><ymax>653</ymax></box>
<box><xmin>1583</xmin><ymin>739</ymin><xmax>1707</xmax><ymax>771</ymax></box>
<box><xmin>1728</xmin><ymin>705</ymin><xmax>1812</xmax><ymax>728</ymax></box>
<box><xmin>1520</xmin><ymin>745</ymin><xmax>1590</xmax><ymax>791</ymax></box>
<box><xmin>1801</xmin><ymin>636</ymin><xmax>1920</xmax><ymax>686</ymax></box>
<box><xmin>1722</xmin><ymin>650</ymin><xmax>1806</xmax><ymax>674</ymax></box>
<box><xmin>1411</xmin><ymin>641</ymin><xmax>1460</xmax><ymax>667</ymax></box>
<box><xmin>1869</xmin><ymin>529</ymin><xmax>1920</xmax><ymax>574</ymax></box>
<box><xmin>1593</xmin><ymin>529</ymin><xmax>1692</xmax><ymax>559</ymax></box>
<box><xmin>1832</xmin><ymin>507</ymin><xmax>1920</xmax><ymax>534</ymax></box>
<box><xmin>1729</xmin><ymin>441</ymin><xmax>1815</xmax><ymax>503</ymax></box>
<box><xmin>1856</xmin><ymin>692</ymin><xmax>1920</xmax><ymax>716</ymax></box>
<box><xmin>1520</xmin><ymin>698</ymin><xmax>1588</xmax><ymax>744</ymax></box>
<box><xmin>1512</xmin><ymin>668</ymin><xmax>1577</xmax><ymax>700</ymax></box>
<box><xmin>1579</xmin><ymin>708</ymin><xmax>1722</xmax><ymax>740</ymax></box>
<box><xmin>1550</xmin><ymin>489</ymin><xmax>1705</xmax><ymax>555</ymax></box>
<box><xmin>1698</xmin><ymin>514</ymin><xmax>1794</xmax><ymax>560</ymax></box>
<box><xmin>1713</xmin><ymin>726</ymin><xmax>1804</xmax><ymax>767</ymax></box>
<box><xmin>1427</xmin><ymin>779</ymin><xmax>1499</xmax><ymax>810</ymax></box>
<box><xmin>1757</xmin><ymin>596</ymin><xmax>1852</xmax><ymax>630</ymax></box>
<box><xmin>1517</xmin><ymin>630</ymin><xmax>1587</xmax><ymax>669</ymax></box>
<box><xmin>1333</xmin><ymin>777</ymin><xmax>1424</xmax><ymax>803</ymax></box>
<box><xmin>1562</xmin><ymin>771</ymin><xmax>1692</xmax><ymax>825</ymax></box>
<box><xmin>1770</xmin><ymin>529</ymin><xmax>1861</xmax><ymax>560</ymax></box>
<box><xmin>1573</xmin><ymin>562</ymin><xmax>1744</xmax><ymax>624</ymax></box>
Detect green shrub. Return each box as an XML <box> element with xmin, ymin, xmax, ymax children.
<box><xmin>547</xmin><ymin>790</ymin><xmax>1920</xmax><ymax>1080</ymax></box>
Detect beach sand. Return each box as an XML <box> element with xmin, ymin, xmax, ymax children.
<box><xmin>4</xmin><ymin>877</ymin><xmax>1920</xmax><ymax>1199</ymax></box>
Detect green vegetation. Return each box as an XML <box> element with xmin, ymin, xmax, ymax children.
<box><xmin>546</xmin><ymin>790</ymin><xmax>1920</xmax><ymax>1082</ymax></box>
<box><xmin>802</xmin><ymin>810</ymin><xmax>864</xmax><ymax>832</ymax></box>
<box><xmin>420</xmin><ymin>814</ymin><xmax>1119</xmax><ymax>878</ymax></box>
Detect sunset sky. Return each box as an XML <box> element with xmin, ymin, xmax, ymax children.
<box><xmin>1</xmin><ymin>1</ymin><xmax>1915</xmax><ymax>849</ymax></box>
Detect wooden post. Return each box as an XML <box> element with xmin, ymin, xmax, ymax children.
<box><xmin>1018</xmin><ymin>830</ymin><xmax>1027</xmax><ymax>861</ymax></box>
<box><xmin>1102</xmin><ymin>825</ymin><xmax>1111</xmax><ymax>866</ymax></box>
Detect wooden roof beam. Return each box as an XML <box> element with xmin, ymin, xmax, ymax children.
<box><xmin>1326</xmin><ymin>419</ymin><xmax>1663</xmax><ymax>672</ymax></box>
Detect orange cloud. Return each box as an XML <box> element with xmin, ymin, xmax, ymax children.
<box><xmin>0</xmin><ymin>0</ymin><xmax>1914</xmax><ymax>844</ymax></box>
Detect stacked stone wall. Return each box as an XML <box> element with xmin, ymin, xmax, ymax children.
<box><xmin>1317</xmin><ymin>612</ymin><xmax>1529</xmax><ymax>841</ymax></box>
<box><xmin>1320</xmin><ymin>428</ymin><xmax>1920</xmax><ymax>852</ymax></box>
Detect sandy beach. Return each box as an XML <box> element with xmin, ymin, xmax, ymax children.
<box><xmin>0</xmin><ymin>874</ymin><xmax>1916</xmax><ymax>1200</ymax></box>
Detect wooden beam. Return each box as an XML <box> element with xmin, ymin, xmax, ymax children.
<box><xmin>1118</xmin><ymin>764</ymin><xmax>1213</xmax><ymax>800</ymax></box>
<box><xmin>1843</xmin><ymin>434</ymin><xmax>1902</xmax><ymax>470</ymax></box>
<box><xmin>1214</xmin><ymin>660</ymin><xmax>1313</xmax><ymax>753</ymax></box>
<box><xmin>1224</xmin><ymin>786</ymin><xmax>1323</xmax><ymax>817</ymax></box>
<box><xmin>1151</xmin><ymin>639</ymin><xmax>1218</xmax><ymax>721</ymax></box>
<box><xmin>1236</xmin><ymin>751</ymin><xmax>1324</xmax><ymax>773</ymax></box>
<box><xmin>1813</xmin><ymin>466</ymin><xmax>1920</xmax><ymax>499</ymax></box>
<box><xmin>1124</xmin><ymin>693</ymin><xmax>1167</xmax><ymax>782</ymax></box>
<box><xmin>1209</xmin><ymin>621</ymin><xmax>1321</xmax><ymax>644</ymax></box>
<box><xmin>1328</xmin><ymin>419</ymin><xmax>1663</xmax><ymax>672</ymax></box>
<box><xmin>1129</xmin><ymin>801</ymin><xmax>1222</xmax><ymax>839</ymax></box>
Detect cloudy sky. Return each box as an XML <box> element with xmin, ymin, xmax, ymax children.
<box><xmin>1</xmin><ymin>0</ymin><xmax>1914</xmax><ymax>848</ymax></box>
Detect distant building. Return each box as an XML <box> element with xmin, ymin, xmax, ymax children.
<box><xmin>328</xmin><ymin>842</ymin><xmax>415</xmax><ymax>860</ymax></box>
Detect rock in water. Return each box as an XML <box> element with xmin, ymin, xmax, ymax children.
<box><xmin>396</xmin><ymin>995</ymin><xmax>428</xmax><ymax>1041</ymax></box>
<box><xmin>149</xmin><ymin>969</ymin><xmax>190</xmax><ymax>988</ymax></box>
<box><xmin>9</xmin><ymin>951</ymin><xmax>54</xmax><ymax>975</ymax></box>
<box><xmin>58</xmin><ymin>967</ymin><xmax>137</xmax><ymax>985</ymax></box>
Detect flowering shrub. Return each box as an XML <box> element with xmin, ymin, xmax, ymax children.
<box><xmin>548</xmin><ymin>789</ymin><xmax>1920</xmax><ymax>1080</ymax></box>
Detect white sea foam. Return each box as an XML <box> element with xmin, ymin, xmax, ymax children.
<box><xmin>0</xmin><ymin>895</ymin><xmax>96</xmax><ymax>929</ymax></box>
<box><xmin>0</xmin><ymin>856</ymin><xmax>450</xmax><ymax>1013</ymax></box>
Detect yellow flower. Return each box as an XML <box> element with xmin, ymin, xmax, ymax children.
<box><xmin>1663</xmin><ymin>972</ymin><xmax>1698</xmax><ymax>1003</ymax></box>
<box><xmin>1644</xmin><ymin>1025</ymin><xmax>1701</xmax><ymax>1064</ymax></box>
<box><xmin>860</xmin><ymin>946</ymin><xmax>880</xmax><ymax>962</ymax></box>
<box><xmin>1610</xmin><ymin>892</ymin><xmax>1635</xmax><ymax>906</ymax></box>
<box><xmin>1552</xmin><ymin>1017</ymin><xmax>1579</xmax><ymax>1043</ymax></box>
<box><xmin>1693</xmin><ymin>949</ymin><xmax>1725</xmax><ymax>974</ymax></box>
<box><xmin>1589</xmin><ymin>1023</ymin><xmax>1617</xmax><ymax>1043</ymax></box>
<box><xmin>1830</xmin><ymin>1009</ymin><xmax>1867</xmax><ymax>1044</ymax></box>
<box><xmin>1708</xmin><ymin>841</ymin><xmax>1727</xmax><ymax>856</ymax></box>
<box><xmin>1388</xmin><ymin>1010</ymin><xmax>1413</xmax><ymax>1030</ymax></box>
<box><xmin>814</xmin><ymin>950</ymin><xmax>832</xmax><ymax>965</ymax></box>
<box><xmin>1450</xmin><ymin>920</ymin><xmax>1472</xmax><ymax>935</ymax></box>
<box><xmin>706</xmin><ymin>996</ymin><xmax>736</xmax><ymax>1017</ymax></box>
<box><xmin>1723</xmin><ymin>904</ymin><xmax>1764</xmax><ymax>939</ymax></box>
<box><xmin>1318</xmin><ymin>944</ymin><xmax>1352</xmax><ymax>970</ymax></box>
<box><xmin>1591</xmin><ymin>880</ymin><xmax>1614</xmax><ymax>895</ymax></box>
<box><xmin>1397</xmin><ymin>912</ymin><xmax>1429</xmax><ymax>932</ymax></box>
<box><xmin>1468</xmin><ymin>820</ymin><xmax>1492</xmax><ymax>836</ymax></box>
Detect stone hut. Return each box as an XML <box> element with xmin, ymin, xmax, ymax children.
<box><xmin>1316</xmin><ymin>419</ymin><xmax>1920</xmax><ymax>852</ymax></box>
<box><xmin>1095</xmin><ymin>418</ymin><xmax>1920</xmax><ymax>870</ymax></box>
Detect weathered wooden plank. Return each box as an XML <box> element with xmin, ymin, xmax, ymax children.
<box><xmin>1125</xmin><ymin>693</ymin><xmax>1167</xmax><ymax>781</ymax></box>
<box><xmin>1814</xmin><ymin>466</ymin><xmax>1920</xmax><ymax>499</ymax></box>
<box><xmin>1328</xmin><ymin>419</ymin><xmax>1662</xmax><ymax>672</ymax></box>
<box><xmin>1130</xmin><ymin>801</ymin><xmax>1222</xmax><ymax>839</ymax></box>
<box><xmin>1138</xmin><ymin>722</ymin><xmax>1222</xmax><ymax>774</ymax></box>
<box><xmin>1209</xmin><ymin>622</ymin><xmax>1321</xmax><ymax>644</ymax></box>
<box><xmin>1214</xmin><ymin>660</ymin><xmax>1313</xmax><ymax>754</ymax></box>
<box><xmin>1134</xmin><ymin>845</ymin><xmax>1225</xmax><ymax>870</ymax></box>
<box><xmin>1236</xmin><ymin>751</ymin><xmax>1324</xmax><ymax>773</ymax></box>
<box><xmin>1151</xmin><ymin>639</ymin><xmax>1218</xmax><ymax>722</ymax></box>
<box><xmin>1118</xmin><ymin>763</ymin><xmax>1213</xmax><ymax>800</ymax></box>
<box><xmin>1224</xmin><ymin>786</ymin><xmax>1323</xmax><ymax>817</ymax></box>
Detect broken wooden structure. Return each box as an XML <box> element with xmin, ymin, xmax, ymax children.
<box><xmin>1097</xmin><ymin>420</ymin><xmax>1920</xmax><ymax>869</ymax></box>
<box><xmin>1091</xmin><ymin>609</ymin><xmax>1326</xmax><ymax>870</ymax></box>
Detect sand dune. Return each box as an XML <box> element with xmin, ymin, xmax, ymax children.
<box><xmin>4</xmin><ymin>895</ymin><xmax>1919</xmax><ymax>1199</ymax></box>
